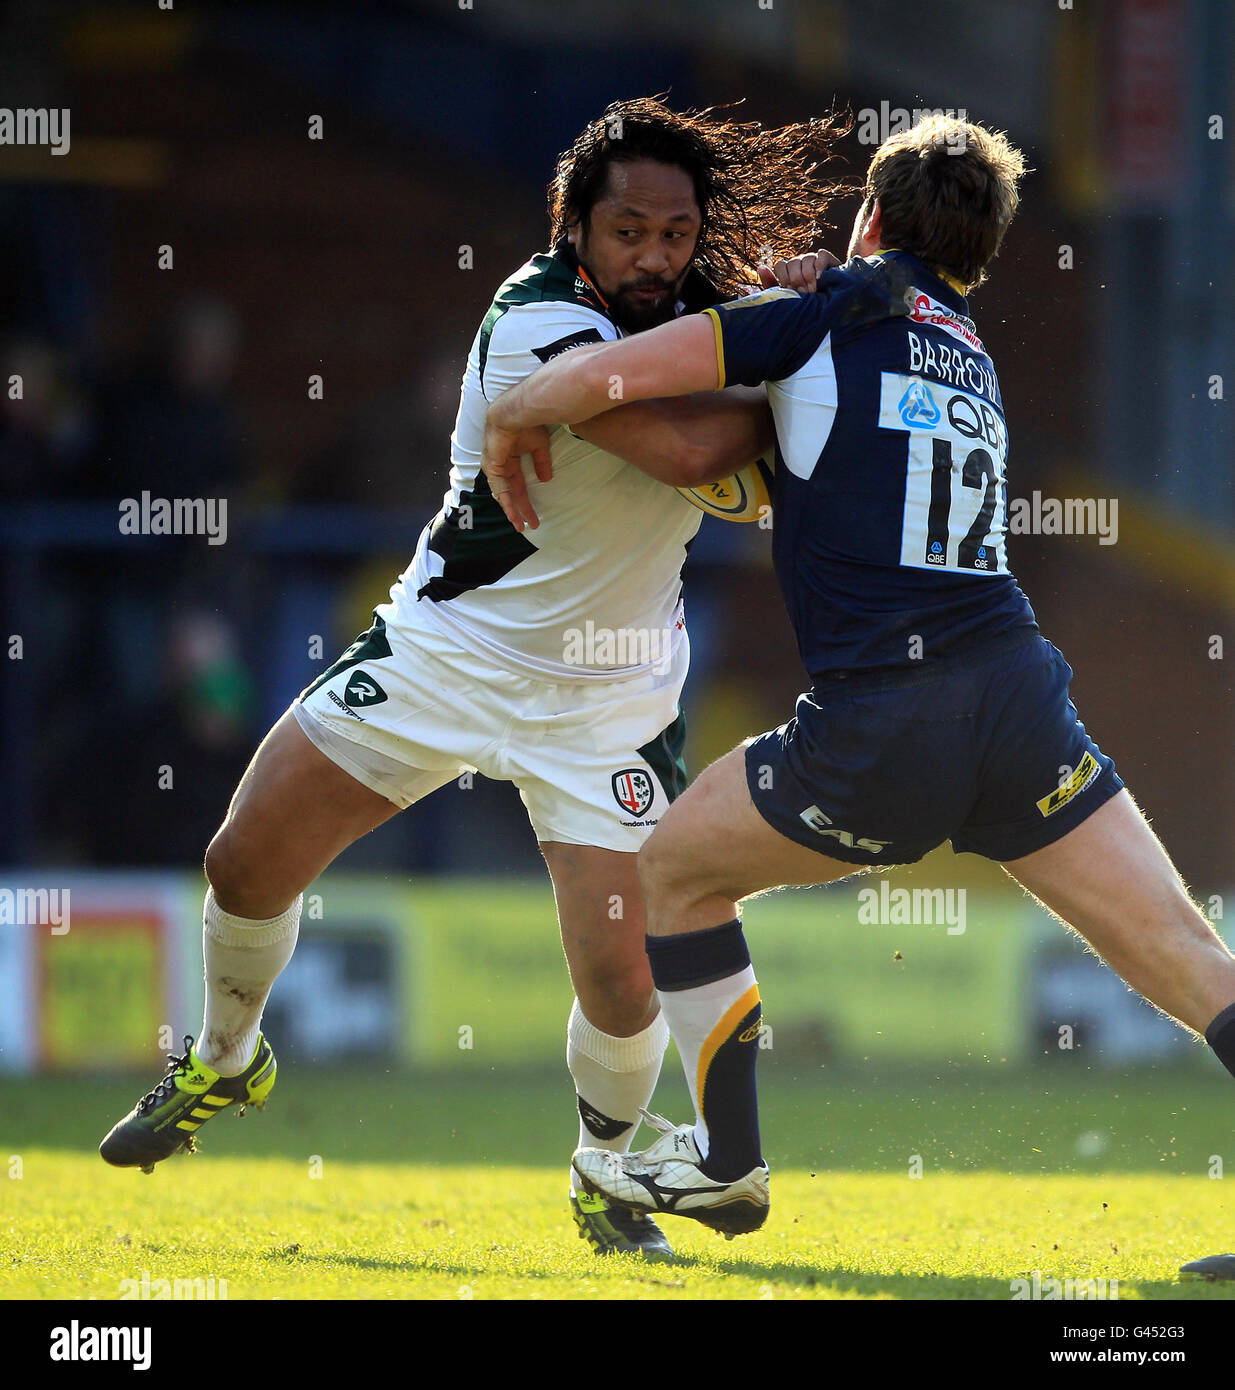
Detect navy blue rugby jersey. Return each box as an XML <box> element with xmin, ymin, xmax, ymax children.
<box><xmin>703</xmin><ymin>250</ymin><xmax>1038</xmax><ymax>676</ymax></box>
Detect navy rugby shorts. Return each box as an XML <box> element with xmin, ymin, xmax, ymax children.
<box><xmin>745</xmin><ymin>629</ymin><xmax>1124</xmax><ymax>866</ymax></box>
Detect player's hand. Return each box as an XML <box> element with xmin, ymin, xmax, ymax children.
<box><xmin>757</xmin><ymin>249</ymin><xmax>841</xmax><ymax>293</ymax></box>
<box><xmin>480</xmin><ymin>419</ymin><xmax>553</xmax><ymax>532</ymax></box>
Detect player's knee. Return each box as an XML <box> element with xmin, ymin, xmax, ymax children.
<box><xmin>576</xmin><ymin>970</ymin><xmax>656</xmax><ymax>1035</ymax></box>
<box><xmin>203</xmin><ymin>826</ymin><xmax>236</xmax><ymax>897</ymax></box>
<box><xmin>640</xmin><ymin>821</ymin><xmax>739</xmax><ymax>914</ymax></box>
<box><xmin>636</xmin><ymin>828</ymin><xmax>687</xmax><ymax>900</ymax></box>
<box><xmin>203</xmin><ymin>823</ymin><xmax>266</xmax><ymax>912</ymax></box>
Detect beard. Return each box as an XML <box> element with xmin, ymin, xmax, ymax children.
<box><xmin>607</xmin><ymin>279</ymin><xmax>681</xmax><ymax>334</ymax></box>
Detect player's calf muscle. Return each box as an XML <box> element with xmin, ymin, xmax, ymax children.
<box><xmin>542</xmin><ymin>841</ymin><xmax>657</xmax><ymax>1034</ymax></box>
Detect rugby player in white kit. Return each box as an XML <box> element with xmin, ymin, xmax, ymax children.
<box><xmin>99</xmin><ymin>97</ymin><xmax>844</xmax><ymax>1259</ymax></box>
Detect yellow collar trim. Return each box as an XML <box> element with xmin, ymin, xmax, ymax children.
<box><xmin>877</xmin><ymin>248</ymin><xmax>968</xmax><ymax>297</ymax></box>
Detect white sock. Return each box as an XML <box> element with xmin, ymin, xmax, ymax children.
<box><xmin>199</xmin><ymin>887</ymin><xmax>301</xmax><ymax>1075</ymax></box>
<box><xmin>567</xmin><ymin>999</ymin><xmax>669</xmax><ymax>1195</ymax></box>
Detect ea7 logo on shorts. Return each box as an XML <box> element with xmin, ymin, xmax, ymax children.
<box><xmin>612</xmin><ymin>769</ymin><xmax>654</xmax><ymax>817</ymax></box>
<box><xmin>1036</xmin><ymin>751</ymin><xmax>1100</xmax><ymax>818</ymax></box>
<box><xmin>343</xmin><ymin>671</ymin><xmax>388</xmax><ymax>708</ymax></box>
<box><xmin>799</xmin><ymin>805</ymin><xmax>892</xmax><ymax>854</ymax></box>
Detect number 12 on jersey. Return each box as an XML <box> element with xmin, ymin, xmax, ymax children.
<box><xmin>879</xmin><ymin>371</ymin><xmax>1009</xmax><ymax>576</ymax></box>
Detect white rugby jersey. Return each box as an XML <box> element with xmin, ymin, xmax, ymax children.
<box><xmin>383</xmin><ymin>247</ymin><xmax>714</xmax><ymax>681</ymax></box>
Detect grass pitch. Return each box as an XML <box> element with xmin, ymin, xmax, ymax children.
<box><xmin>3</xmin><ymin>1067</ymin><xmax>1235</xmax><ymax>1300</ymax></box>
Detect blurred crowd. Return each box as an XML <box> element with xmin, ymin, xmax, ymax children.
<box><xmin>3</xmin><ymin>296</ymin><xmax>261</xmax><ymax>863</ymax></box>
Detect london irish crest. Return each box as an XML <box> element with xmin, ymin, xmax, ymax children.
<box><xmin>612</xmin><ymin>769</ymin><xmax>654</xmax><ymax>817</ymax></box>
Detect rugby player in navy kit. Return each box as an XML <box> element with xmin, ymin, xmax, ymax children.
<box><xmin>482</xmin><ymin>115</ymin><xmax>1235</xmax><ymax>1239</ymax></box>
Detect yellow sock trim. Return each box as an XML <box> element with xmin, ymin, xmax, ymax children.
<box><xmin>695</xmin><ymin>983</ymin><xmax>761</xmax><ymax>1115</ymax></box>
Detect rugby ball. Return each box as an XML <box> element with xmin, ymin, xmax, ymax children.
<box><xmin>677</xmin><ymin>455</ymin><xmax>774</xmax><ymax>523</ymax></box>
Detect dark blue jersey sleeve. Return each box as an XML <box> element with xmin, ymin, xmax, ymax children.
<box><xmin>703</xmin><ymin>283</ymin><xmax>839</xmax><ymax>388</ymax></box>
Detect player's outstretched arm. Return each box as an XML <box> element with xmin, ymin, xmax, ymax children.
<box><xmin>560</xmin><ymin>256</ymin><xmax>836</xmax><ymax>487</ymax></box>
<box><xmin>482</xmin><ymin>317</ymin><xmax>720</xmax><ymax>530</ymax></box>
<box><xmin>492</xmin><ymin>316</ymin><xmax>718</xmax><ymax>427</ymax></box>
<box><xmin>573</xmin><ymin>388</ymin><xmax>773</xmax><ymax>490</ymax></box>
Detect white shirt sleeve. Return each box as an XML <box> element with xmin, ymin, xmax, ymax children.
<box><xmin>480</xmin><ymin>300</ymin><xmax>619</xmax><ymax>401</ymax></box>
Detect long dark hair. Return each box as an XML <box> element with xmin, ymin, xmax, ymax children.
<box><xmin>548</xmin><ymin>96</ymin><xmax>853</xmax><ymax>298</ymax></box>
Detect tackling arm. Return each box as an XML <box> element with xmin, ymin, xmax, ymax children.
<box><xmin>572</xmin><ymin>387</ymin><xmax>772</xmax><ymax>489</ymax></box>
<box><xmin>490</xmin><ymin>315</ymin><xmax>719</xmax><ymax>429</ymax></box>
<box><xmin>482</xmin><ymin>315</ymin><xmax>723</xmax><ymax>530</ymax></box>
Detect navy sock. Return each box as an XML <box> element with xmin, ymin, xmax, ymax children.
<box><xmin>645</xmin><ymin>918</ymin><xmax>751</xmax><ymax>992</ymax></box>
<box><xmin>1206</xmin><ymin>1002</ymin><xmax>1235</xmax><ymax>1080</ymax></box>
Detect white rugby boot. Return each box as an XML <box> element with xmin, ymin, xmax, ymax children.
<box><xmin>572</xmin><ymin>1108</ymin><xmax>769</xmax><ymax>1239</ymax></box>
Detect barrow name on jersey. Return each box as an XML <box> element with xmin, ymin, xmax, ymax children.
<box><xmin>703</xmin><ymin>250</ymin><xmax>1038</xmax><ymax>676</ymax></box>
<box><xmin>389</xmin><ymin>246</ymin><xmax>718</xmax><ymax>680</ymax></box>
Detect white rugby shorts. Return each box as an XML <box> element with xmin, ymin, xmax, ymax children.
<box><xmin>292</xmin><ymin>607</ymin><xmax>689</xmax><ymax>852</ymax></box>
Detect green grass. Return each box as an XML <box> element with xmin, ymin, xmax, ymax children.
<box><xmin>4</xmin><ymin>1067</ymin><xmax>1235</xmax><ymax>1300</ymax></box>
